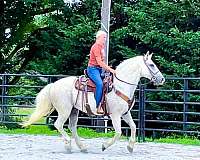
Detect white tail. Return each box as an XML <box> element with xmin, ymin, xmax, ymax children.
<box><xmin>22</xmin><ymin>83</ymin><xmax>54</xmax><ymax>127</ymax></box>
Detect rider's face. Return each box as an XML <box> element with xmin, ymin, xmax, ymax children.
<box><xmin>97</xmin><ymin>34</ymin><xmax>107</xmax><ymax>45</ymax></box>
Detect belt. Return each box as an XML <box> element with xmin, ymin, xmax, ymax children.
<box><xmin>88</xmin><ymin>66</ymin><xmax>101</xmax><ymax>69</ymax></box>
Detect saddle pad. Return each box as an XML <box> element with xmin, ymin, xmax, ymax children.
<box><xmin>75</xmin><ymin>77</ymin><xmax>96</xmax><ymax>92</ymax></box>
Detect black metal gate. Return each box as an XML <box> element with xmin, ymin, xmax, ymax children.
<box><xmin>0</xmin><ymin>74</ymin><xmax>200</xmax><ymax>141</ymax></box>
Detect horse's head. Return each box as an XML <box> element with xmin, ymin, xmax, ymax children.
<box><xmin>141</xmin><ymin>51</ymin><xmax>165</xmax><ymax>86</ymax></box>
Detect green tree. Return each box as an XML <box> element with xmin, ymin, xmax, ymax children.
<box><xmin>1</xmin><ymin>0</ymin><xmax>64</xmax><ymax>81</ymax></box>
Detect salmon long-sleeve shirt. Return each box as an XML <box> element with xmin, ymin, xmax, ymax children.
<box><xmin>88</xmin><ymin>42</ymin><xmax>114</xmax><ymax>73</ymax></box>
<box><xmin>88</xmin><ymin>43</ymin><xmax>104</xmax><ymax>67</ymax></box>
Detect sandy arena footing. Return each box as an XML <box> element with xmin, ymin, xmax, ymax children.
<box><xmin>0</xmin><ymin>134</ymin><xmax>200</xmax><ymax>160</ymax></box>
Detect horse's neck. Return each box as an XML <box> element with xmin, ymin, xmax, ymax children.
<box><xmin>113</xmin><ymin>57</ymin><xmax>142</xmax><ymax>99</ymax></box>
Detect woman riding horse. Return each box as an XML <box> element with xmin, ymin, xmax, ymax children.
<box><xmin>87</xmin><ymin>30</ymin><xmax>116</xmax><ymax>114</ymax></box>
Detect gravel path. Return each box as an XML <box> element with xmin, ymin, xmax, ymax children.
<box><xmin>0</xmin><ymin>134</ymin><xmax>200</xmax><ymax>160</ymax></box>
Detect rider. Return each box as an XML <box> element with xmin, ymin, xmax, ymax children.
<box><xmin>87</xmin><ymin>30</ymin><xmax>116</xmax><ymax>114</ymax></box>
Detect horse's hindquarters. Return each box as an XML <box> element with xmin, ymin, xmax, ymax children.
<box><xmin>50</xmin><ymin>76</ymin><xmax>77</xmax><ymax>112</ymax></box>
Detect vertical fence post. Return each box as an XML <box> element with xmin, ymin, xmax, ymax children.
<box><xmin>1</xmin><ymin>74</ymin><xmax>8</xmax><ymax>123</ymax></box>
<box><xmin>46</xmin><ymin>76</ymin><xmax>52</xmax><ymax>125</ymax></box>
<box><xmin>48</xmin><ymin>76</ymin><xmax>52</xmax><ymax>84</ymax></box>
<box><xmin>138</xmin><ymin>84</ymin><xmax>145</xmax><ymax>142</ymax></box>
<box><xmin>183</xmin><ymin>79</ymin><xmax>189</xmax><ymax>132</ymax></box>
<box><xmin>0</xmin><ymin>75</ymin><xmax>3</xmax><ymax>123</ymax></box>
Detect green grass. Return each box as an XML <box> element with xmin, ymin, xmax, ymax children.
<box><xmin>0</xmin><ymin>125</ymin><xmax>115</xmax><ymax>138</ymax></box>
<box><xmin>0</xmin><ymin>125</ymin><xmax>59</xmax><ymax>135</ymax></box>
<box><xmin>150</xmin><ymin>137</ymin><xmax>200</xmax><ymax>146</ymax></box>
<box><xmin>76</xmin><ymin>127</ymin><xmax>115</xmax><ymax>138</ymax></box>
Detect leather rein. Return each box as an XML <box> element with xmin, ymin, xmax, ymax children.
<box><xmin>114</xmin><ymin>57</ymin><xmax>160</xmax><ymax>86</ymax></box>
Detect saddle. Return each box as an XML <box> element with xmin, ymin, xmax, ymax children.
<box><xmin>75</xmin><ymin>69</ymin><xmax>113</xmax><ymax>116</ymax></box>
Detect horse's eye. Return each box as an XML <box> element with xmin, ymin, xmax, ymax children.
<box><xmin>149</xmin><ymin>64</ymin><xmax>155</xmax><ymax>67</ymax></box>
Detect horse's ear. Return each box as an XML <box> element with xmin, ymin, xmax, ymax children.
<box><xmin>149</xmin><ymin>52</ymin><xmax>154</xmax><ymax>59</ymax></box>
<box><xmin>144</xmin><ymin>51</ymin><xmax>150</xmax><ymax>60</ymax></box>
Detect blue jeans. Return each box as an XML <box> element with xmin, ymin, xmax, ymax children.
<box><xmin>87</xmin><ymin>66</ymin><xmax>103</xmax><ymax>108</ymax></box>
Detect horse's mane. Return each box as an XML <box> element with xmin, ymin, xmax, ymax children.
<box><xmin>116</xmin><ymin>55</ymin><xmax>143</xmax><ymax>72</ymax></box>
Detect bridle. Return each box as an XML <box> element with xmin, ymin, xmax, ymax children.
<box><xmin>113</xmin><ymin>56</ymin><xmax>161</xmax><ymax>114</ymax></box>
<box><xmin>143</xmin><ymin>56</ymin><xmax>160</xmax><ymax>83</ymax></box>
<box><xmin>114</xmin><ymin>56</ymin><xmax>160</xmax><ymax>86</ymax></box>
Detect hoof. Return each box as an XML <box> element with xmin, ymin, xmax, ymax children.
<box><xmin>102</xmin><ymin>144</ymin><xmax>106</xmax><ymax>151</ymax></box>
<box><xmin>65</xmin><ymin>145</ymin><xmax>72</xmax><ymax>154</ymax></box>
<box><xmin>65</xmin><ymin>148</ymin><xmax>72</xmax><ymax>154</ymax></box>
<box><xmin>127</xmin><ymin>145</ymin><xmax>133</xmax><ymax>153</ymax></box>
<box><xmin>81</xmin><ymin>148</ymin><xmax>88</xmax><ymax>153</ymax></box>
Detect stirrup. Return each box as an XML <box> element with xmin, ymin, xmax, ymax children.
<box><xmin>96</xmin><ymin>111</ymin><xmax>104</xmax><ymax>115</ymax></box>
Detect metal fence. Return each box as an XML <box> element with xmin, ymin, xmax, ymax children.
<box><xmin>140</xmin><ymin>77</ymin><xmax>200</xmax><ymax>141</ymax></box>
<box><xmin>0</xmin><ymin>74</ymin><xmax>200</xmax><ymax>141</ymax></box>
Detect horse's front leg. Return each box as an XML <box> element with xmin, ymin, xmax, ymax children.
<box><xmin>102</xmin><ymin>114</ymin><xmax>121</xmax><ymax>151</ymax></box>
<box><xmin>122</xmin><ymin>112</ymin><xmax>136</xmax><ymax>153</ymax></box>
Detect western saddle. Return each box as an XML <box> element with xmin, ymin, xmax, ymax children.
<box><xmin>74</xmin><ymin>70</ymin><xmax>113</xmax><ymax>116</ymax></box>
<box><xmin>74</xmin><ymin>70</ymin><xmax>135</xmax><ymax>116</ymax></box>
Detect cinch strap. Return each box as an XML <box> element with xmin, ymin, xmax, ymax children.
<box><xmin>113</xmin><ymin>87</ymin><xmax>135</xmax><ymax>115</ymax></box>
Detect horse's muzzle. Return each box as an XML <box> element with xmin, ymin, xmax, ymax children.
<box><xmin>152</xmin><ymin>76</ymin><xmax>165</xmax><ymax>86</ymax></box>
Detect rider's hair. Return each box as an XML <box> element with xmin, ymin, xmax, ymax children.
<box><xmin>96</xmin><ymin>30</ymin><xmax>107</xmax><ymax>39</ymax></box>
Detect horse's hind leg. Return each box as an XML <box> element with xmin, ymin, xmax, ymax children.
<box><xmin>122</xmin><ymin>112</ymin><xmax>136</xmax><ymax>153</ymax></box>
<box><xmin>54</xmin><ymin>109</ymin><xmax>72</xmax><ymax>153</ymax></box>
<box><xmin>69</xmin><ymin>107</ymin><xmax>87</xmax><ymax>152</ymax></box>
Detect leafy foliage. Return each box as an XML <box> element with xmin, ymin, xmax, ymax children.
<box><xmin>1</xmin><ymin>0</ymin><xmax>200</xmax><ymax>133</ymax></box>
<box><xmin>2</xmin><ymin>0</ymin><xmax>200</xmax><ymax>77</ymax></box>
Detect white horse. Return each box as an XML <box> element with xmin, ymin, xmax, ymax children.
<box><xmin>22</xmin><ymin>52</ymin><xmax>165</xmax><ymax>153</ymax></box>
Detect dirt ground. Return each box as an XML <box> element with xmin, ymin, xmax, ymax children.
<box><xmin>0</xmin><ymin>134</ymin><xmax>200</xmax><ymax>160</ymax></box>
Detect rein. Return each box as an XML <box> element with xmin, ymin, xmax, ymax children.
<box><xmin>114</xmin><ymin>74</ymin><xmax>152</xmax><ymax>86</ymax></box>
<box><xmin>114</xmin><ymin>56</ymin><xmax>159</xmax><ymax>86</ymax></box>
<box><xmin>112</xmin><ymin>56</ymin><xmax>158</xmax><ymax>114</ymax></box>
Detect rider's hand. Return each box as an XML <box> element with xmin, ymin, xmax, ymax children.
<box><xmin>110</xmin><ymin>68</ymin><xmax>116</xmax><ymax>76</ymax></box>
